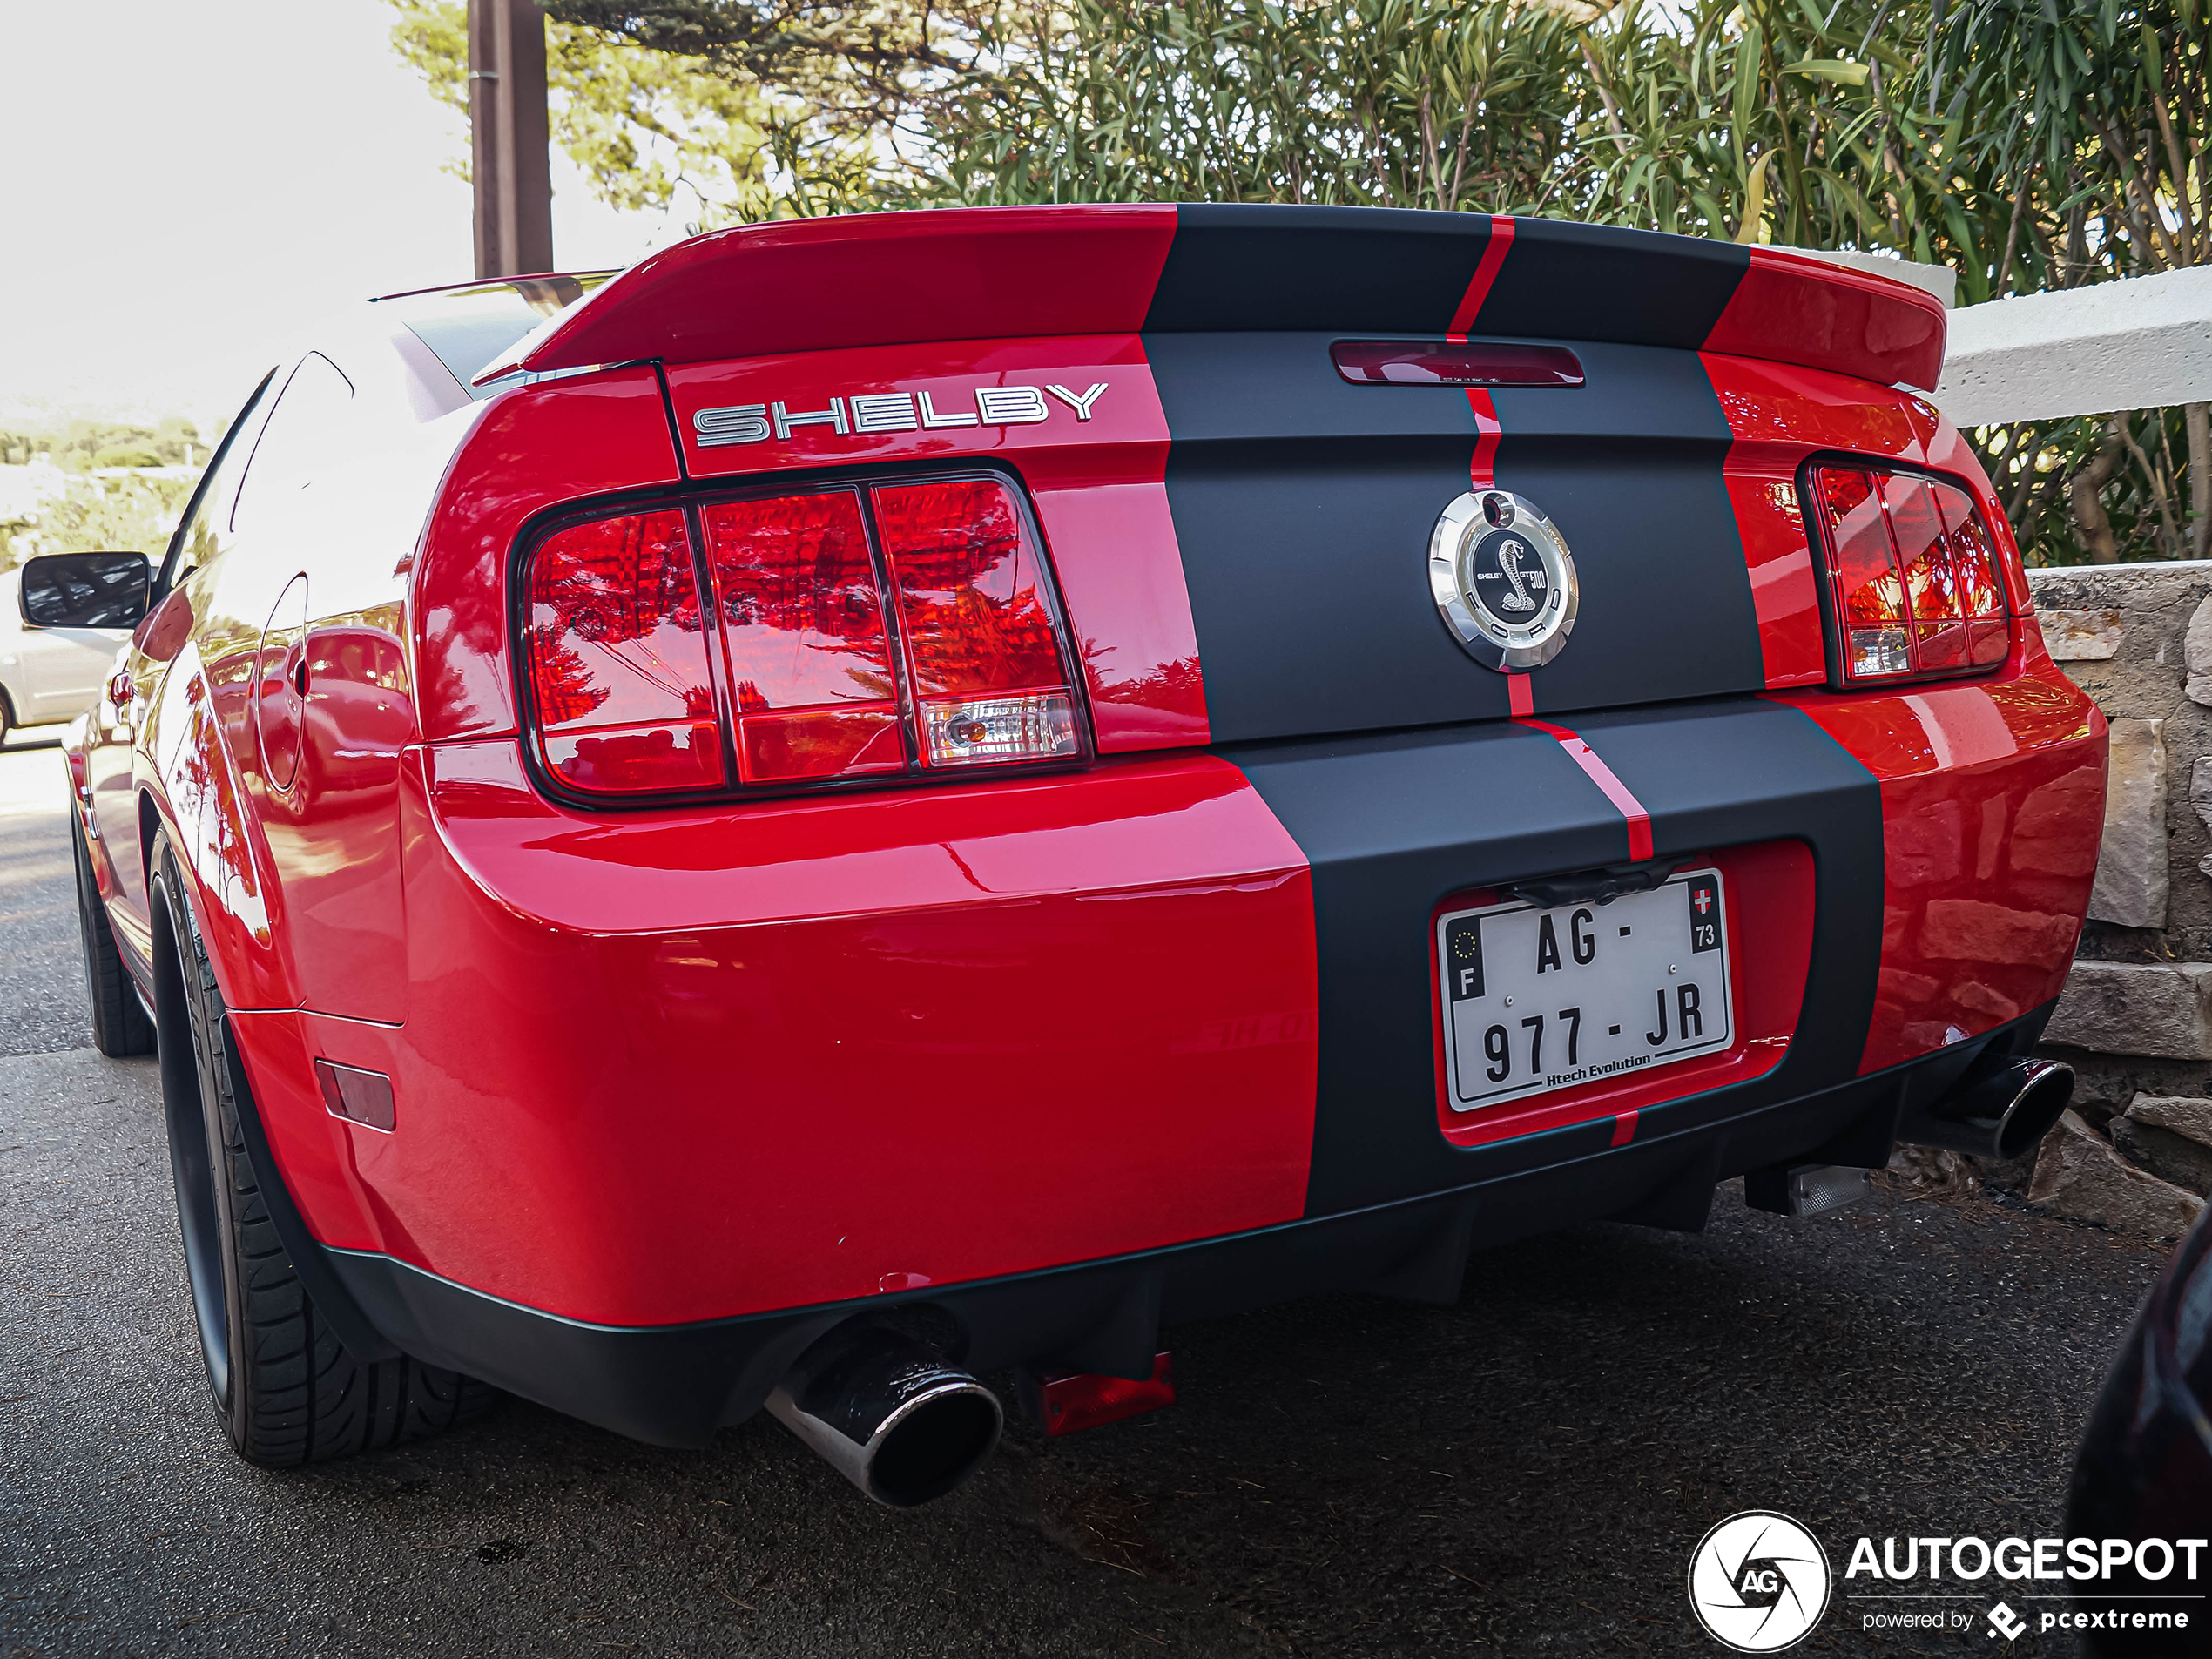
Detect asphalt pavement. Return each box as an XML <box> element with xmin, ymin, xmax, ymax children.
<box><xmin>0</xmin><ymin>732</ymin><xmax>2169</xmax><ymax>1658</ymax></box>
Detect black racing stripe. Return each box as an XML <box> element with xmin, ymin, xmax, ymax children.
<box><xmin>1143</xmin><ymin>331</ymin><xmax>1504</xmax><ymax>741</ymax></box>
<box><xmin>1143</xmin><ymin>204</ymin><xmax>1496</xmax><ymax>334</ymax></box>
<box><xmin>1491</xmin><ymin>342</ymin><xmax>1765</xmax><ymax>711</ymax></box>
<box><xmin>1147</xmin><ymin>333</ymin><xmax>1766</xmax><ymax>742</ymax></box>
<box><xmin>1569</xmin><ymin>701</ymin><xmax>1885</xmax><ymax>1096</ymax></box>
<box><xmin>1473</xmin><ymin>219</ymin><xmax>1748</xmax><ymax>348</ymax></box>
<box><xmin>1228</xmin><ymin>698</ymin><xmax>1883</xmax><ymax>1217</ymax></box>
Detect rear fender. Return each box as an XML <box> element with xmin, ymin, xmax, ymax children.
<box><xmin>139</xmin><ymin>646</ymin><xmax>293</xmax><ymax>1015</ymax></box>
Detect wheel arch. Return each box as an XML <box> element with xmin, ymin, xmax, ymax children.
<box><xmin>145</xmin><ymin>826</ymin><xmax>399</xmax><ymax>1366</ymax></box>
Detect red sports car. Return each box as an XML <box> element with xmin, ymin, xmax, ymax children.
<box><xmin>36</xmin><ymin>206</ymin><xmax>2101</xmax><ymax>1507</ymax></box>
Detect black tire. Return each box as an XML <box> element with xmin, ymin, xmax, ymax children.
<box><xmin>150</xmin><ymin>835</ymin><xmax>497</xmax><ymax>1466</ymax></box>
<box><xmin>71</xmin><ymin>812</ymin><xmax>156</xmax><ymax>1056</ymax></box>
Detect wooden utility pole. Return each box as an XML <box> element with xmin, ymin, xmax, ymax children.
<box><xmin>469</xmin><ymin>0</ymin><xmax>554</xmax><ymax>279</ymax></box>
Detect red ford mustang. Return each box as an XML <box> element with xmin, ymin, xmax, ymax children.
<box><xmin>36</xmin><ymin>205</ymin><xmax>2102</xmax><ymax>1506</ymax></box>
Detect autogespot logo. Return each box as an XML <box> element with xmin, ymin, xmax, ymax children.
<box><xmin>1689</xmin><ymin>1512</ymin><xmax>1833</xmax><ymax>1652</ymax></box>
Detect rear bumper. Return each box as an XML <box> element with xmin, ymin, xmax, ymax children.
<box><xmin>226</xmin><ymin>657</ymin><xmax>2101</xmax><ymax>1440</ymax></box>
<box><xmin>320</xmin><ymin>1005</ymin><xmax>2052</xmax><ymax>1447</ymax></box>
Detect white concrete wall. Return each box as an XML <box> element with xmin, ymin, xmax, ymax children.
<box><xmin>1936</xmin><ymin>266</ymin><xmax>2212</xmax><ymax>425</ymax></box>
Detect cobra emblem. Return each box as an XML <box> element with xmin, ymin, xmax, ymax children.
<box><xmin>1497</xmin><ymin>538</ymin><xmax>1540</xmax><ymax>613</ymax></box>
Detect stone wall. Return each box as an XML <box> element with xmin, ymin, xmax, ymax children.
<box><xmin>2014</xmin><ymin>563</ymin><xmax>2212</xmax><ymax>1234</ymax></box>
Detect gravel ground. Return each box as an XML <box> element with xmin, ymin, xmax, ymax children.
<box><xmin>0</xmin><ymin>741</ymin><xmax>2170</xmax><ymax>1658</ymax></box>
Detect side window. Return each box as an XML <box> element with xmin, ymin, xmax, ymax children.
<box><xmin>230</xmin><ymin>352</ymin><xmax>356</xmax><ymax>536</ymax></box>
<box><xmin>166</xmin><ymin>373</ymin><xmax>276</xmax><ymax>588</ymax></box>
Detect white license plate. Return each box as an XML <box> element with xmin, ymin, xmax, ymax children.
<box><xmin>1436</xmin><ymin>871</ymin><xmax>1732</xmax><ymax>1112</ymax></box>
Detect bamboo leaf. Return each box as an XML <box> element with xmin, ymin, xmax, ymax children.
<box><xmin>1737</xmin><ymin>148</ymin><xmax>1776</xmax><ymax>240</ymax></box>
<box><xmin>1785</xmin><ymin>57</ymin><xmax>1869</xmax><ymax>85</ymax></box>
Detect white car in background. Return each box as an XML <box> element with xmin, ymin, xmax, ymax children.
<box><xmin>2</xmin><ymin>555</ymin><xmax>145</xmax><ymax>743</ymax></box>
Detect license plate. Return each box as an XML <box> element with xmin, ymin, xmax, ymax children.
<box><xmin>1436</xmin><ymin>871</ymin><xmax>1732</xmax><ymax>1112</ymax></box>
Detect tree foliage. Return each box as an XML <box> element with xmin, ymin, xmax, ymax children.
<box><xmin>0</xmin><ymin>415</ymin><xmax>205</xmax><ymax>471</ymax></box>
<box><xmin>927</xmin><ymin>0</ymin><xmax>1585</xmax><ymax>212</ymax></box>
<box><xmin>1</xmin><ymin>473</ymin><xmax>197</xmax><ymax>574</ymax></box>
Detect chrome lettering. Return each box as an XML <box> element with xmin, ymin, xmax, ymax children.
<box><xmin>916</xmin><ymin>389</ymin><xmax>978</xmax><ymax>429</ymax></box>
<box><xmin>850</xmin><ymin>392</ymin><xmax>918</xmax><ymax>433</ymax></box>
<box><xmin>691</xmin><ymin>382</ymin><xmax>1107</xmax><ymax>448</ymax></box>
<box><xmin>693</xmin><ymin>404</ymin><xmax>770</xmax><ymax>447</ymax></box>
<box><xmin>974</xmin><ymin>386</ymin><xmax>1049</xmax><ymax>425</ymax></box>
<box><xmin>772</xmin><ymin>399</ymin><xmax>848</xmax><ymax>439</ymax></box>
<box><xmin>1045</xmin><ymin>382</ymin><xmax>1109</xmax><ymax>421</ymax></box>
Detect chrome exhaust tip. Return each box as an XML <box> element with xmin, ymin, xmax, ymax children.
<box><xmin>765</xmin><ymin>1324</ymin><xmax>1003</xmax><ymax>1508</ymax></box>
<box><xmin>1898</xmin><ymin>1056</ymin><xmax>2074</xmax><ymax>1163</ymax></box>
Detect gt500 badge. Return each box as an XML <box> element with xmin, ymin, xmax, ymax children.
<box><xmin>1429</xmin><ymin>489</ymin><xmax>1579</xmax><ymax>671</ymax></box>
<box><xmin>693</xmin><ymin>382</ymin><xmax>1109</xmax><ymax>448</ymax></box>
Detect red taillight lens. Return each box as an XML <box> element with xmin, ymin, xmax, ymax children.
<box><xmin>1927</xmin><ymin>479</ymin><xmax>2009</xmax><ymax>669</ymax></box>
<box><xmin>1809</xmin><ymin>464</ymin><xmax>2011</xmax><ymax>685</ymax></box>
<box><xmin>873</xmin><ymin>477</ymin><xmax>1081</xmax><ymax>768</ymax></box>
<box><xmin>523</xmin><ymin>509</ymin><xmax>726</xmax><ymax>794</ymax></box>
<box><xmin>699</xmin><ymin>491</ymin><xmax>907</xmax><ymax>784</ymax></box>
<box><xmin>521</xmin><ymin>475</ymin><xmax>1085</xmax><ymax>800</ymax></box>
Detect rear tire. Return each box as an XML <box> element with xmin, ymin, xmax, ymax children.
<box><xmin>151</xmin><ymin>835</ymin><xmax>497</xmax><ymax>1466</ymax></box>
<box><xmin>71</xmin><ymin>811</ymin><xmax>155</xmax><ymax>1056</ymax></box>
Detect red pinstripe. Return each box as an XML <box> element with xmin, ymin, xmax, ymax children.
<box><xmin>1514</xmin><ymin>717</ymin><xmax>1656</xmax><ymax>863</ymax></box>
<box><xmin>1447</xmin><ymin>218</ymin><xmax>1516</xmax><ymax>340</ymax></box>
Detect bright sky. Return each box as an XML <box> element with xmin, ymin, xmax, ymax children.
<box><xmin>0</xmin><ymin>0</ymin><xmax>685</xmax><ymax>436</ymax></box>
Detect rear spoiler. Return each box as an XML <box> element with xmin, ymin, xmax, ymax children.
<box><xmin>476</xmin><ymin>205</ymin><xmax>1947</xmax><ymax>395</ymax></box>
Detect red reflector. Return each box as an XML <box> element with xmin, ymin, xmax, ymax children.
<box><xmin>873</xmin><ymin>477</ymin><xmax>1080</xmax><ymax>768</ymax></box>
<box><xmin>542</xmin><ymin>722</ymin><xmax>725</xmax><ymax>792</ymax></box>
<box><xmin>524</xmin><ymin>509</ymin><xmax>726</xmax><ymax>793</ymax></box>
<box><xmin>699</xmin><ymin>491</ymin><xmax>906</xmax><ymax>782</ymax></box>
<box><xmin>1332</xmin><ymin>339</ymin><xmax>1584</xmax><ymax>388</ymax></box>
<box><xmin>1036</xmin><ymin>1353</ymin><xmax>1175</xmax><ymax>1437</ymax></box>
<box><xmin>738</xmin><ymin>707</ymin><xmax>904</xmax><ymax>782</ymax></box>
<box><xmin>1928</xmin><ymin>479</ymin><xmax>2008</xmax><ymax>667</ymax></box>
<box><xmin>1809</xmin><ymin>463</ymin><xmax>2012</xmax><ymax>685</ymax></box>
<box><xmin>314</xmin><ymin>1059</ymin><xmax>395</xmax><ymax>1132</ymax></box>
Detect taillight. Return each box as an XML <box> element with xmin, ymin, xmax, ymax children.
<box><xmin>1807</xmin><ymin>463</ymin><xmax>2011</xmax><ymax>686</ymax></box>
<box><xmin>699</xmin><ymin>490</ymin><xmax>906</xmax><ymax>785</ymax></box>
<box><xmin>522</xmin><ymin>509</ymin><xmax>726</xmax><ymax>794</ymax></box>
<box><xmin>520</xmin><ymin>474</ymin><xmax>1085</xmax><ymax>799</ymax></box>
<box><xmin>873</xmin><ymin>477</ymin><xmax>1080</xmax><ymax>769</ymax></box>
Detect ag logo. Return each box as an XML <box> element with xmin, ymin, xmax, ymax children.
<box><xmin>1428</xmin><ymin>489</ymin><xmax>1579</xmax><ymax>671</ymax></box>
<box><xmin>1687</xmin><ymin>1511</ymin><xmax>1831</xmax><ymax>1652</ymax></box>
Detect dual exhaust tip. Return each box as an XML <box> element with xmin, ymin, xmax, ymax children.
<box><xmin>766</xmin><ymin>1323</ymin><xmax>1003</xmax><ymax>1508</ymax></box>
<box><xmin>1898</xmin><ymin>1055</ymin><xmax>2074</xmax><ymax>1163</ymax></box>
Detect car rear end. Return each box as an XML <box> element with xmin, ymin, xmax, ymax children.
<box><xmin>235</xmin><ymin>206</ymin><xmax>2104</xmax><ymax>1448</ymax></box>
